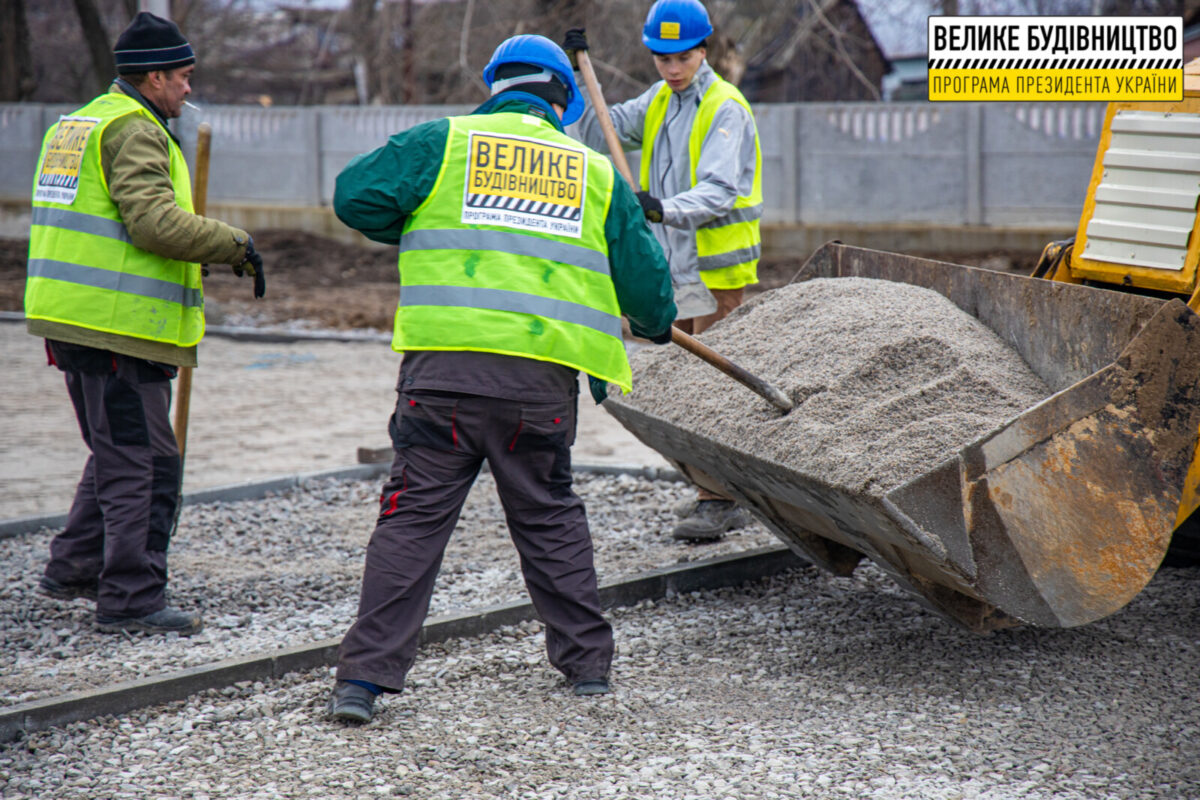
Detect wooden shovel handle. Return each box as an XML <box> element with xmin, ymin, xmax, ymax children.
<box><xmin>575</xmin><ymin>51</ymin><xmax>637</xmax><ymax>188</ymax></box>
<box><xmin>670</xmin><ymin>326</ymin><xmax>794</xmax><ymax>413</ymax></box>
<box><xmin>579</xmin><ymin>54</ymin><xmax>790</xmax><ymax>414</ymax></box>
<box><xmin>173</xmin><ymin>122</ymin><xmax>212</xmax><ymax>458</ymax></box>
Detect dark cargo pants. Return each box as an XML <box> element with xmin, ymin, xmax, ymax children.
<box><xmin>337</xmin><ymin>390</ymin><xmax>614</xmax><ymax>691</ymax></box>
<box><xmin>43</xmin><ymin>342</ymin><xmax>181</xmax><ymax>619</ymax></box>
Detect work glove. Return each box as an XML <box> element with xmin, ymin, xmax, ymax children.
<box><xmin>636</xmin><ymin>191</ymin><xmax>664</xmax><ymax>223</ymax></box>
<box><xmin>587</xmin><ymin>375</ymin><xmax>609</xmax><ymax>404</ymax></box>
<box><xmin>563</xmin><ymin>28</ymin><xmax>589</xmax><ymax>69</ymax></box>
<box><xmin>630</xmin><ymin>321</ymin><xmax>674</xmax><ymax>345</ymax></box>
<box><xmin>233</xmin><ymin>237</ymin><xmax>266</xmax><ymax>299</ymax></box>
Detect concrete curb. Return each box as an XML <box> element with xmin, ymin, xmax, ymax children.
<box><xmin>0</xmin><ymin>312</ymin><xmax>392</xmax><ymax>344</ymax></box>
<box><xmin>0</xmin><ymin>545</ymin><xmax>802</xmax><ymax>742</ymax></box>
<box><xmin>0</xmin><ymin>462</ymin><xmax>682</xmax><ymax>539</ymax></box>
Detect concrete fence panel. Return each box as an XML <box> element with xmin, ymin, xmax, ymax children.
<box><xmin>318</xmin><ymin>105</ymin><xmax>472</xmax><ymax>206</ymax></box>
<box><xmin>753</xmin><ymin>105</ymin><xmax>798</xmax><ymax>224</ymax></box>
<box><xmin>981</xmin><ymin>103</ymin><xmax>1105</xmax><ymax>227</ymax></box>
<box><xmin>177</xmin><ymin>106</ymin><xmax>321</xmax><ymax>205</ymax></box>
<box><xmin>0</xmin><ymin>101</ymin><xmax>1106</xmax><ymax>234</ymax></box>
<box><xmin>0</xmin><ymin>107</ymin><xmax>43</xmax><ymax>202</ymax></box>
<box><xmin>797</xmin><ymin>103</ymin><xmax>969</xmax><ymax>225</ymax></box>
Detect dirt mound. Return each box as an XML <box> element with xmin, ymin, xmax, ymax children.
<box><xmin>1</xmin><ymin>230</ymin><xmax>402</xmax><ymax>331</ymax></box>
<box><xmin>0</xmin><ymin>230</ymin><xmax>1036</xmax><ymax>331</ymax></box>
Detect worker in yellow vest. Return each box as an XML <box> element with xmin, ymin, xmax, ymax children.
<box><xmin>25</xmin><ymin>13</ymin><xmax>264</xmax><ymax>636</ymax></box>
<box><xmin>326</xmin><ymin>34</ymin><xmax>676</xmax><ymax>723</ymax></box>
<box><xmin>564</xmin><ymin>0</ymin><xmax>760</xmax><ymax>542</ymax></box>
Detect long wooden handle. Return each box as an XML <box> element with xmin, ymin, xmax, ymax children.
<box><xmin>192</xmin><ymin>122</ymin><xmax>212</xmax><ymax>217</ymax></box>
<box><xmin>670</xmin><ymin>326</ymin><xmax>794</xmax><ymax>413</ymax></box>
<box><xmin>575</xmin><ymin>51</ymin><xmax>636</xmax><ymax>188</ymax></box>
<box><xmin>579</xmin><ymin>56</ymin><xmax>789</xmax><ymax>414</ymax></box>
<box><xmin>173</xmin><ymin>122</ymin><xmax>212</xmax><ymax>458</ymax></box>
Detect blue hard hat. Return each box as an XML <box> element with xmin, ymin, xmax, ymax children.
<box><xmin>642</xmin><ymin>0</ymin><xmax>713</xmax><ymax>53</ymax></box>
<box><xmin>482</xmin><ymin>34</ymin><xmax>584</xmax><ymax>125</ymax></box>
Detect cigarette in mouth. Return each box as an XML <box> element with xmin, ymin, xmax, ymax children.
<box><xmin>184</xmin><ymin>101</ymin><xmax>201</xmax><ymax>111</ymax></box>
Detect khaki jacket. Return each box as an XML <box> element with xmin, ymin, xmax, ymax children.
<box><xmin>27</xmin><ymin>82</ymin><xmax>250</xmax><ymax>367</ymax></box>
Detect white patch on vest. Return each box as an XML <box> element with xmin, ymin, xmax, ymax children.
<box><xmin>462</xmin><ymin>131</ymin><xmax>588</xmax><ymax>238</ymax></box>
<box><xmin>34</xmin><ymin>116</ymin><xmax>100</xmax><ymax>206</ymax></box>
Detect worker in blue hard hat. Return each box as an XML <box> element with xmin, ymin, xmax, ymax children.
<box><xmin>564</xmin><ymin>0</ymin><xmax>761</xmax><ymax>543</ymax></box>
<box><xmin>325</xmin><ymin>33</ymin><xmax>676</xmax><ymax>723</ymax></box>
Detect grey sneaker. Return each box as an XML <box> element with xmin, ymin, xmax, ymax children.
<box><xmin>573</xmin><ymin>678</ymin><xmax>610</xmax><ymax>696</ymax></box>
<box><xmin>96</xmin><ymin>606</ymin><xmax>203</xmax><ymax>636</ymax></box>
<box><xmin>671</xmin><ymin>500</ymin><xmax>751</xmax><ymax>542</ymax></box>
<box><xmin>38</xmin><ymin>575</ymin><xmax>99</xmax><ymax>602</ymax></box>
<box><xmin>328</xmin><ymin>681</ymin><xmax>376</xmax><ymax>723</ymax></box>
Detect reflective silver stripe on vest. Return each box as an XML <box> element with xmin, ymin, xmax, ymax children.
<box><xmin>31</xmin><ymin>206</ymin><xmax>132</xmax><ymax>243</ymax></box>
<box><xmin>402</xmin><ymin>285</ymin><xmax>621</xmax><ymax>339</ymax></box>
<box><xmin>400</xmin><ymin>229</ymin><xmax>610</xmax><ymax>275</ymax></box>
<box><xmin>698</xmin><ymin>243</ymin><xmax>762</xmax><ymax>271</ymax></box>
<box><xmin>28</xmin><ymin>259</ymin><xmax>202</xmax><ymax>308</ymax></box>
<box><xmin>699</xmin><ymin>204</ymin><xmax>764</xmax><ymax>229</ymax></box>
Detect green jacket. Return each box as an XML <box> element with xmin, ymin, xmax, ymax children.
<box><xmin>333</xmin><ymin>93</ymin><xmax>676</xmax><ymax>352</ymax></box>
<box><xmin>26</xmin><ymin>81</ymin><xmax>251</xmax><ymax>367</ymax></box>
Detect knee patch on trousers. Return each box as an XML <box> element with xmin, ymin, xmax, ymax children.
<box><xmin>147</xmin><ymin>455</ymin><xmax>181</xmax><ymax>551</ymax></box>
<box><xmin>104</xmin><ymin>374</ymin><xmax>150</xmax><ymax>447</ymax></box>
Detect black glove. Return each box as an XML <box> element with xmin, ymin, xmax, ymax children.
<box><xmin>630</xmin><ymin>321</ymin><xmax>674</xmax><ymax>345</ymax></box>
<box><xmin>563</xmin><ymin>27</ymin><xmax>588</xmax><ymax>68</ymax></box>
<box><xmin>636</xmin><ymin>191</ymin><xmax>664</xmax><ymax>223</ymax></box>
<box><xmin>587</xmin><ymin>375</ymin><xmax>609</xmax><ymax>404</ymax></box>
<box><xmin>233</xmin><ymin>237</ymin><xmax>266</xmax><ymax>299</ymax></box>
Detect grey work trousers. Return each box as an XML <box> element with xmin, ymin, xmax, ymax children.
<box><xmin>336</xmin><ymin>389</ymin><xmax>614</xmax><ymax>691</ymax></box>
<box><xmin>43</xmin><ymin>341</ymin><xmax>181</xmax><ymax>619</ymax></box>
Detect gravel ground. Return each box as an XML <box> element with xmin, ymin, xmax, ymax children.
<box><xmin>1</xmin><ymin>472</ymin><xmax>776</xmax><ymax>707</ymax></box>
<box><xmin>2</xmin><ymin>564</ymin><xmax>1198</xmax><ymax>800</ymax></box>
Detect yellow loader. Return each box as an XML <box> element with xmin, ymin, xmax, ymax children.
<box><xmin>605</xmin><ymin>59</ymin><xmax>1200</xmax><ymax>632</ymax></box>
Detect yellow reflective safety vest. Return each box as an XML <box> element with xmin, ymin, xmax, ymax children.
<box><xmin>26</xmin><ymin>92</ymin><xmax>204</xmax><ymax>348</ymax></box>
<box><xmin>395</xmin><ymin>113</ymin><xmax>635</xmax><ymax>392</ymax></box>
<box><xmin>640</xmin><ymin>77</ymin><xmax>763</xmax><ymax>291</ymax></box>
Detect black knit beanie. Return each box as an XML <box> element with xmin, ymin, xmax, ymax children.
<box><xmin>492</xmin><ymin>63</ymin><xmax>569</xmax><ymax>110</ymax></box>
<box><xmin>114</xmin><ymin>12</ymin><xmax>195</xmax><ymax>73</ymax></box>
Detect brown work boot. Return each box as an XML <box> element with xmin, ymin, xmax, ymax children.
<box><xmin>671</xmin><ymin>500</ymin><xmax>751</xmax><ymax>542</ymax></box>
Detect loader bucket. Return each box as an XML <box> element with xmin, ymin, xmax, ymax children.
<box><xmin>605</xmin><ymin>243</ymin><xmax>1200</xmax><ymax>632</ymax></box>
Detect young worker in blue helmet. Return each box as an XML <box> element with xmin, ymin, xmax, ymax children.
<box><xmin>564</xmin><ymin>0</ymin><xmax>761</xmax><ymax>542</ymax></box>
<box><xmin>325</xmin><ymin>34</ymin><xmax>676</xmax><ymax>723</ymax></box>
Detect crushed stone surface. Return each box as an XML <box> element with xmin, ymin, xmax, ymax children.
<box><xmin>0</xmin><ymin>473</ymin><xmax>775</xmax><ymax>707</ymax></box>
<box><xmin>2</xmin><ymin>565</ymin><xmax>1198</xmax><ymax>800</ymax></box>
<box><xmin>617</xmin><ymin>278</ymin><xmax>1051</xmax><ymax>494</ymax></box>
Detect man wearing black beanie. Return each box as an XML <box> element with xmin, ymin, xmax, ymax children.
<box><xmin>25</xmin><ymin>12</ymin><xmax>266</xmax><ymax>636</ymax></box>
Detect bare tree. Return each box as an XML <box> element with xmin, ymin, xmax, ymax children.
<box><xmin>350</xmin><ymin>0</ymin><xmax>380</xmax><ymax>103</ymax></box>
<box><xmin>71</xmin><ymin>0</ymin><xmax>117</xmax><ymax>94</ymax></box>
<box><xmin>0</xmin><ymin>0</ymin><xmax>37</xmax><ymax>100</ymax></box>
